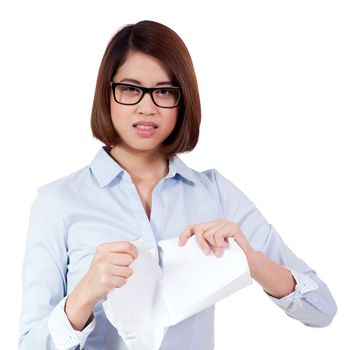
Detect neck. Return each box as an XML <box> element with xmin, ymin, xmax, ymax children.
<box><xmin>108</xmin><ymin>144</ymin><xmax>169</xmax><ymax>182</ymax></box>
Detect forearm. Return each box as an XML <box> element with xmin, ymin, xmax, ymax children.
<box><xmin>65</xmin><ymin>277</ymin><xmax>96</xmax><ymax>331</ymax></box>
<box><xmin>247</xmin><ymin>251</ymin><xmax>296</xmax><ymax>299</ymax></box>
<box><xmin>245</xmin><ymin>250</ymin><xmax>337</xmax><ymax>327</ymax></box>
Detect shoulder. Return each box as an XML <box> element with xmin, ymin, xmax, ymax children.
<box><xmin>190</xmin><ymin>167</ymin><xmax>217</xmax><ymax>186</ymax></box>
<box><xmin>182</xmin><ymin>162</ymin><xmax>239</xmax><ymax>192</ymax></box>
<box><xmin>35</xmin><ymin>165</ymin><xmax>90</xmax><ymax>202</ymax></box>
<box><xmin>181</xmin><ymin>161</ymin><xmax>252</xmax><ymax>205</ymax></box>
<box><xmin>172</xmin><ymin>155</ymin><xmax>221</xmax><ymax>187</ymax></box>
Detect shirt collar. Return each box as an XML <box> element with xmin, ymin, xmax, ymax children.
<box><xmin>89</xmin><ymin>146</ymin><xmax>200</xmax><ymax>188</ymax></box>
<box><xmin>170</xmin><ymin>153</ymin><xmax>201</xmax><ymax>185</ymax></box>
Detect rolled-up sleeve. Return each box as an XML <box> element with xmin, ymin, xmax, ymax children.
<box><xmin>19</xmin><ymin>186</ymin><xmax>95</xmax><ymax>349</ymax></box>
<box><xmin>212</xmin><ymin>169</ymin><xmax>337</xmax><ymax>327</ymax></box>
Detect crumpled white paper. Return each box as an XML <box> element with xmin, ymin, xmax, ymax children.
<box><xmin>103</xmin><ymin>235</ymin><xmax>252</xmax><ymax>350</ymax></box>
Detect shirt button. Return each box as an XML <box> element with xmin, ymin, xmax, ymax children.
<box><xmin>150</xmin><ymin>248</ymin><xmax>157</xmax><ymax>257</ymax></box>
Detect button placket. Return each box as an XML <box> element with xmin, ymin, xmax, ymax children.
<box><xmin>121</xmin><ymin>172</ymin><xmax>160</xmax><ymax>263</ymax></box>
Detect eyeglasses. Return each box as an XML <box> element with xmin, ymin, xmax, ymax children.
<box><xmin>110</xmin><ymin>82</ymin><xmax>181</xmax><ymax>108</ymax></box>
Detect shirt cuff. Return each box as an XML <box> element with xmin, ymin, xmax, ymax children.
<box><xmin>48</xmin><ymin>296</ymin><xmax>96</xmax><ymax>350</ymax></box>
<box><xmin>266</xmin><ymin>267</ymin><xmax>319</xmax><ymax>312</ymax></box>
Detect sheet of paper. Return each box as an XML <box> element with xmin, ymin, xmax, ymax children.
<box><xmin>103</xmin><ymin>238</ymin><xmax>167</xmax><ymax>350</ymax></box>
<box><xmin>103</xmin><ymin>236</ymin><xmax>252</xmax><ymax>350</ymax></box>
<box><xmin>158</xmin><ymin>236</ymin><xmax>252</xmax><ymax>326</ymax></box>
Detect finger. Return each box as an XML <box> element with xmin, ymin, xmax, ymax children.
<box><xmin>214</xmin><ymin>226</ymin><xmax>233</xmax><ymax>248</ymax></box>
<box><xmin>107</xmin><ymin>252</ymin><xmax>134</xmax><ymax>267</ymax></box>
<box><xmin>109</xmin><ymin>275</ymin><xmax>128</xmax><ymax>289</ymax></box>
<box><xmin>215</xmin><ymin>247</ymin><xmax>223</xmax><ymax>258</ymax></box>
<box><xmin>204</xmin><ymin>221</ymin><xmax>227</xmax><ymax>247</ymax></box>
<box><xmin>110</xmin><ymin>264</ymin><xmax>134</xmax><ymax>278</ymax></box>
<box><xmin>178</xmin><ymin>220</ymin><xmax>224</xmax><ymax>246</ymax></box>
<box><xmin>212</xmin><ymin>221</ymin><xmax>242</xmax><ymax>248</ymax></box>
<box><xmin>193</xmin><ymin>226</ymin><xmax>211</xmax><ymax>254</ymax></box>
<box><xmin>232</xmin><ymin>230</ymin><xmax>255</xmax><ymax>256</ymax></box>
<box><xmin>203</xmin><ymin>230</ymin><xmax>215</xmax><ymax>247</ymax></box>
<box><xmin>104</xmin><ymin>241</ymin><xmax>139</xmax><ymax>260</ymax></box>
<box><xmin>200</xmin><ymin>219</ymin><xmax>224</xmax><ymax>232</ymax></box>
<box><xmin>194</xmin><ymin>221</ymin><xmax>223</xmax><ymax>247</ymax></box>
<box><xmin>178</xmin><ymin>225</ymin><xmax>195</xmax><ymax>246</ymax></box>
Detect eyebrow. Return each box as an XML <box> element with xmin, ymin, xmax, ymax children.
<box><xmin>120</xmin><ymin>78</ymin><xmax>175</xmax><ymax>86</ymax></box>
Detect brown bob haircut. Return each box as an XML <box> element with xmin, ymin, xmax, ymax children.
<box><xmin>90</xmin><ymin>20</ymin><xmax>201</xmax><ymax>160</ymax></box>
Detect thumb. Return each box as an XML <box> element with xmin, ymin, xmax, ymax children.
<box><xmin>231</xmin><ymin>231</ymin><xmax>254</xmax><ymax>256</ymax></box>
<box><xmin>178</xmin><ymin>229</ymin><xmax>194</xmax><ymax>246</ymax></box>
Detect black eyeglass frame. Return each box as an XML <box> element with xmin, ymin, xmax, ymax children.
<box><xmin>109</xmin><ymin>82</ymin><xmax>181</xmax><ymax>109</ymax></box>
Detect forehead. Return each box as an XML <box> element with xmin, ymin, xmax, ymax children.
<box><xmin>113</xmin><ymin>51</ymin><xmax>172</xmax><ymax>85</ymax></box>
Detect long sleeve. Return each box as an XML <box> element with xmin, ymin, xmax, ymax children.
<box><xmin>19</xmin><ymin>186</ymin><xmax>95</xmax><ymax>349</ymax></box>
<box><xmin>213</xmin><ymin>169</ymin><xmax>337</xmax><ymax>327</ymax></box>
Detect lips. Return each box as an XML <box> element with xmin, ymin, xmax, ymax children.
<box><xmin>133</xmin><ymin>120</ymin><xmax>159</xmax><ymax>128</ymax></box>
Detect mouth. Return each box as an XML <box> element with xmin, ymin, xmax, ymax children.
<box><xmin>133</xmin><ymin>125</ymin><xmax>158</xmax><ymax>130</ymax></box>
<box><xmin>133</xmin><ymin>123</ymin><xmax>159</xmax><ymax>138</ymax></box>
<box><xmin>133</xmin><ymin>122</ymin><xmax>159</xmax><ymax>130</ymax></box>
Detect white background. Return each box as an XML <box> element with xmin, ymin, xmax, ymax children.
<box><xmin>1</xmin><ymin>0</ymin><xmax>349</xmax><ymax>349</ymax></box>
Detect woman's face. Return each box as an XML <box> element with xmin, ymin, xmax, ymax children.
<box><xmin>110</xmin><ymin>51</ymin><xmax>179</xmax><ymax>155</ymax></box>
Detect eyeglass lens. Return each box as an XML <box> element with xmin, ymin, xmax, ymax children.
<box><xmin>114</xmin><ymin>84</ymin><xmax>180</xmax><ymax>107</ymax></box>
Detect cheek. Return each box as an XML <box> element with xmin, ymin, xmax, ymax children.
<box><xmin>110</xmin><ymin>101</ymin><xmax>117</xmax><ymax>123</ymax></box>
<box><xmin>110</xmin><ymin>104</ymin><xmax>129</xmax><ymax>127</ymax></box>
<box><xmin>165</xmin><ymin>110</ymin><xmax>178</xmax><ymax>130</ymax></box>
<box><xmin>110</xmin><ymin>99</ymin><xmax>120</xmax><ymax>117</ymax></box>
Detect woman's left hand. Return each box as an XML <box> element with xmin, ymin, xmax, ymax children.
<box><xmin>178</xmin><ymin>220</ymin><xmax>255</xmax><ymax>258</ymax></box>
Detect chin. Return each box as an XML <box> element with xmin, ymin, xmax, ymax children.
<box><xmin>129</xmin><ymin>143</ymin><xmax>160</xmax><ymax>153</ymax></box>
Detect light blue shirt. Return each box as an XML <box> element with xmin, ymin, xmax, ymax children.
<box><xmin>19</xmin><ymin>146</ymin><xmax>337</xmax><ymax>349</ymax></box>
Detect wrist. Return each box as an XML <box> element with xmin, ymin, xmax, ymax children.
<box><xmin>246</xmin><ymin>251</ymin><xmax>297</xmax><ymax>298</ymax></box>
<box><xmin>246</xmin><ymin>250</ymin><xmax>264</xmax><ymax>279</ymax></box>
<box><xmin>77</xmin><ymin>275</ymin><xmax>100</xmax><ymax>307</ymax></box>
<box><xmin>65</xmin><ymin>281</ymin><xmax>96</xmax><ymax>331</ymax></box>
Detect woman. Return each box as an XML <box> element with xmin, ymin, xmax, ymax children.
<box><xmin>19</xmin><ymin>20</ymin><xmax>337</xmax><ymax>349</ymax></box>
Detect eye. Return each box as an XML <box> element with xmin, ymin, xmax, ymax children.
<box><xmin>158</xmin><ymin>89</ymin><xmax>170</xmax><ymax>95</ymax></box>
<box><xmin>155</xmin><ymin>88</ymin><xmax>177</xmax><ymax>96</ymax></box>
<box><xmin>118</xmin><ymin>85</ymin><xmax>142</xmax><ymax>95</ymax></box>
<box><xmin>123</xmin><ymin>86</ymin><xmax>140</xmax><ymax>93</ymax></box>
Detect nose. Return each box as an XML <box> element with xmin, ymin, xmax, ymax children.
<box><xmin>136</xmin><ymin>92</ymin><xmax>156</xmax><ymax>115</ymax></box>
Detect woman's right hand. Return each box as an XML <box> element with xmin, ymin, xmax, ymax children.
<box><xmin>83</xmin><ymin>241</ymin><xmax>139</xmax><ymax>303</ymax></box>
<box><xmin>65</xmin><ymin>241</ymin><xmax>138</xmax><ymax>331</ymax></box>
